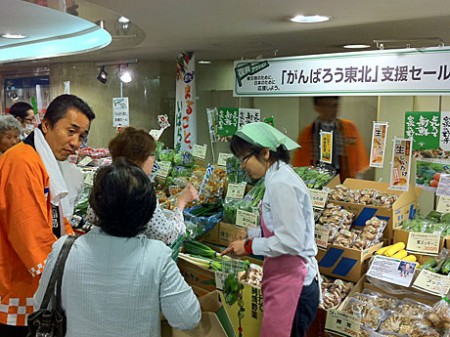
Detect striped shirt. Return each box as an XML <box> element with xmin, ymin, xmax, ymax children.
<box><xmin>34</xmin><ymin>228</ymin><xmax>201</xmax><ymax>337</ymax></box>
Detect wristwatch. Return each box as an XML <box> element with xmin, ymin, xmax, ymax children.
<box><xmin>244</xmin><ymin>239</ymin><xmax>253</xmax><ymax>255</ymax></box>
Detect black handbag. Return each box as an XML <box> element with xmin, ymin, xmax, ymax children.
<box><xmin>27</xmin><ymin>235</ymin><xmax>77</xmax><ymax>337</ymax></box>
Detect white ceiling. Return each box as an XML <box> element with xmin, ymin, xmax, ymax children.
<box><xmin>3</xmin><ymin>0</ymin><xmax>450</xmax><ymax>66</ymax></box>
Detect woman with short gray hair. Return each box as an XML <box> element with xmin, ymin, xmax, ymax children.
<box><xmin>0</xmin><ymin>115</ymin><xmax>21</xmax><ymax>154</ymax></box>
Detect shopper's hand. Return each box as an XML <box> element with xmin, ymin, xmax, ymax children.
<box><xmin>221</xmin><ymin>240</ymin><xmax>247</xmax><ymax>256</ymax></box>
<box><xmin>177</xmin><ymin>183</ymin><xmax>198</xmax><ymax>210</ymax></box>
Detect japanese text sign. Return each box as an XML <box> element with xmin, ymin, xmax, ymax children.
<box><xmin>389</xmin><ymin>138</ymin><xmax>412</xmax><ymax>191</ymax></box>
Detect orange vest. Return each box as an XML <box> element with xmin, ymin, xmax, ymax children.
<box><xmin>0</xmin><ymin>142</ymin><xmax>73</xmax><ymax>326</ymax></box>
<box><xmin>292</xmin><ymin>119</ymin><xmax>369</xmax><ymax>182</ymax></box>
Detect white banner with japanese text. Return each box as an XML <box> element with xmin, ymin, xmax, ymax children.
<box><xmin>234</xmin><ymin>47</ymin><xmax>450</xmax><ymax>96</ymax></box>
<box><xmin>370</xmin><ymin>122</ymin><xmax>389</xmax><ymax>168</ymax></box>
<box><xmin>389</xmin><ymin>138</ymin><xmax>412</xmax><ymax>191</ymax></box>
<box><xmin>175</xmin><ymin>52</ymin><xmax>197</xmax><ymax>151</ymax></box>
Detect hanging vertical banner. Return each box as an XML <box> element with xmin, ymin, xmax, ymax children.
<box><xmin>405</xmin><ymin>111</ymin><xmax>440</xmax><ymax>150</ymax></box>
<box><xmin>112</xmin><ymin>97</ymin><xmax>129</xmax><ymax>127</ymax></box>
<box><xmin>174</xmin><ymin>51</ymin><xmax>197</xmax><ymax>151</ymax></box>
<box><xmin>238</xmin><ymin>108</ymin><xmax>260</xmax><ymax>128</ymax></box>
<box><xmin>440</xmin><ymin>111</ymin><xmax>450</xmax><ymax>151</ymax></box>
<box><xmin>389</xmin><ymin>138</ymin><xmax>412</xmax><ymax>191</ymax></box>
<box><xmin>217</xmin><ymin>107</ymin><xmax>239</xmax><ymax>136</ymax></box>
<box><xmin>320</xmin><ymin>130</ymin><xmax>333</xmax><ymax>164</ymax></box>
<box><xmin>370</xmin><ymin>122</ymin><xmax>389</xmax><ymax>168</ymax></box>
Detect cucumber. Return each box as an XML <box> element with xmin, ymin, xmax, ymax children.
<box><xmin>441</xmin><ymin>258</ymin><xmax>450</xmax><ymax>275</ymax></box>
<box><xmin>421</xmin><ymin>258</ymin><xmax>438</xmax><ymax>271</ymax></box>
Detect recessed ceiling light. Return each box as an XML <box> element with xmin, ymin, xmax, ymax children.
<box><xmin>290</xmin><ymin>15</ymin><xmax>330</xmax><ymax>24</ymax></box>
<box><xmin>343</xmin><ymin>44</ymin><xmax>371</xmax><ymax>49</ymax></box>
<box><xmin>1</xmin><ymin>33</ymin><xmax>27</xmax><ymax>39</ymax></box>
<box><xmin>118</xmin><ymin>16</ymin><xmax>130</xmax><ymax>23</ymax></box>
<box><xmin>198</xmin><ymin>60</ymin><xmax>211</xmax><ymax>64</ymax></box>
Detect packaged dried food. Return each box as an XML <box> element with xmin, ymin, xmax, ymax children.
<box><xmin>361</xmin><ymin>289</ymin><xmax>399</xmax><ymax>310</ymax></box>
<box><xmin>379</xmin><ymin>311</ymin><xmax>416</xmax><ymax>335</ymax></box>
<box><xmin>422</xmin><ymin>296</ymin><xmax>450</xmax><ymax>330</ymax></box>
<box><xmin>343</xmin><ymin>297</ymin><xmax>385</xmax><ymax>330</ymax></box>
<box><xmin>396</xmin><ymin>298</ymin><xmax>431</xmax><ymax>319</ymax></box>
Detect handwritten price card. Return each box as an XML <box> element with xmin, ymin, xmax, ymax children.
<box><xmin>325</xmin><ymin>309</ymin><xmax>360</xmax><ymax>337</ymax></box>
<box><xmin>226</xmin><ymin>183</ymin><xmax>247</xmax><ymax>199</ymax></box>
<box><xmin>437</xmin><ymin>195</ymin><xmax>450</xmax><ymax>213</ymax></box>
<box><xmin>155</xmin><ymin>161</ymin><xmax>172</xmax><ymax>178</ymax></box>
<box><xmin>413</xmin><ymin>269</ymin><xmax>450</xmax><ymax>296</ymax></box>
<box><xmin>217</xmin><ymin>152</ymin><xmax>234</xmax><ymax>167</ymax></box>
<box><xmin>308</xmin><ymin>189</ymin><xmax>328</xmax><ymax>209</ymax></box>
<box><xmin>78</xmin><ymin>156</ymin><xmax>93</xmax><ymax>167</ymax></box>
<box><xmin>407</xmin><ymin>232</ymin><xmax>440</xmax><ymax>255</ymax></box>
<box><xmin>315</xmin><ymin>225</ymin><xmax>330</xmax><ymax>249</ymax></box>
<box><xmin>192</xmin><ymin>144</ymin><xmax>207</xmax><ymax>159</ymax></box>
<box><xmin>236</xmin><ymin>209</ymin><xmax>258</xmax><ymax>228</ymax></box>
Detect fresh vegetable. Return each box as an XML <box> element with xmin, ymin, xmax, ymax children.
<box><xmin>421</xmin><ymin>258</ymin><xmax>438</xmax><ymax>271</ymax></box>
<box><xmin>293</xmin><ymin>165</ymin><xmax>335</xmax><ymax>190</ymax></box>
<box><xmin>441</xmin><ymin>258</ymin><xmax>450</xmax><ymax>274</ymax></box>
<box><xmin>383</xmin><ymin>242</ymin><xmax>406</xmax><ymax>257</ymax></box>
<box><xmin>223</xmin><ymin>272</ymin><xmax>242</xmax><ymax>305</ymax></box>
<box><xmin>402</xmin><ymin>255</ymin><xmax>417</xmax><ymax>262</ymax></box>
<box><xmin>391</xmin><ymin>250</ymin><xmax>408</xmax><ymax>259</ymax></box>
<box><xmin>375</xmin><ymin>245</ymin><xmax>390</xmax><ymax>255</ymax></box>
<box><xmin>188</xmin><ymin>202</ymin><xmax>223</xmax><ymax>217</ymax></box>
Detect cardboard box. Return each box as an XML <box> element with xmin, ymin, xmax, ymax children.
<box><xmin>162</xmin><ymin>290</ymin><xmax>235</xmax><ymax>337</ymax></box>
<box><xmin>198</xmin><ymin>222</ymin><xmax>220</xmax><ymax>245</ymax></box>
<box><xmin>316</xmin><ymin>242</ymin><xmax>382</xmax><ymax>282</ymax></box>
<box><xmin>327</xmin><ymin>178</ymin><xmax>420</xmax><ymax>242</ymax></box>
<box><xmin>217</xmin><ymin>282</ymin><xmax>263</xmax><ymax>337</ymax></box>
<box><xmin>177</xmin><ymin>255</ymin><xmax>217</xmax><ymax>292</ymax></box>
<box><xmin>218</xmin><ymin>222</ymin><xmax>248</xmax><ymax>246</ymax></box>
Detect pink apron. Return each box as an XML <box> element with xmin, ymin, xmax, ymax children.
<box><xmin>260</xmin><ymin>214</ymin><xmax>307</xmax><ymax>337</ymax></box>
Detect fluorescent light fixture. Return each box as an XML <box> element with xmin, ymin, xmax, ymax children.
<box><xmin>118</xmin><ymin>64</ymin><xmax>132</xmax><ymax>83</ymax></box>
<box><xmin>198</xmin><ymin>60</ymin><xmax>211</xmax><ymax>64</ymax></box>
<box><xmin>118</xmin><ymin>16</ymin><xmax>130</xmax><ymax>23</ymax></box>
<box><xmin>290</xmin><ymin>15</ymin><xmax>330</xmax><ymax>23</ymax></box>
<box><xmin>343</xmin><ymin>44</ymin><xmax>371</xmax><ymax>49</ymax></box>
<box><xmin>1</xmin><ymin>33</ymin><xmax>27</xmax><ymax>39</ymax></box>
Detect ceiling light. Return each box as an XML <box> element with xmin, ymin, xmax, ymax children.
<box><xmin>97</xmin><ymin>66</ymin><xmax>108</xmax><ymax>83</ymax></box>
<box><xmin>198</xmin><ymin>60</ymin><xmax>211</xmax><ymax>64</ymax></box>
<box><xmin>1</xmin><ymin>33</ymin><xmax>27</xmax><ymax>39</ymax></box>
<box><xmin>290</xmin><ymin>15</ymin><xmax>330</xmax><ymax>23</ymax></box>
<box><xmin>343</xmin><ymin>44</ymin><xmax>371</xmax><ymax>49</ymax></box>
<box><xmin>118</xmin><ymin>16</ymin><xmax>130</xmax><ymax>23</ymax></box>
<box><xmin>118</xmin><ymin>64</ymin><xmax>132</xmax><ymax>83</ymax></box>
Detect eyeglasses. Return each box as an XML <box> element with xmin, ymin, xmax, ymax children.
<box><xmin>239</xmin><ymin>153</ymin><xmax>254</xmax><ymax>165</ymax></box>
<box><xmin>23</xmin><ymin>117</ymin><xmax>34</xmax><ymax>123</ymax></box>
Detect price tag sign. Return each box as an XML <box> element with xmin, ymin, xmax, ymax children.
<box><xmin>413</xmin><ymin>269</ymin><xmax>450</xmax><ymax>296</ymax></box>
<box><xmin>367</xmin><ymin>255</ymin><xmax>417</xmax><ymax>287</ymax></box>
<box><xmin>192</xmin><ymin>144</ymin><xmax>207</xmax><ymax>159</ymax></box>
<box><xmin>325</xmin><ymin>309</ymin><xmax>360</xmax><ymax>337</ymax></box>
<box><xmin>155</xmin><ymin>161</ymin><xmax>172</xmax><ymax>178</ymax></box>
<box><xmin>149</xmin><ymin>129</ymin><xmax>164</xmax><ymax>141</ymax></box>
<box><xmin>315</xmin><ymin>224</ymin><xmax>329</xmax><ymax>249</ymax></box>
<box><xmin>308</xmin><ymin>189</ymin><xmax>328</xmax><ymax>209</ymax></box>
<box><xmin>226</xmin><ymin>183</ymin><xmax>247</xmax><ymax>199</ymax></box>
<box><xmin>217</xmin><ymin>152</ymin><xmax>234</xmax><ymax>166</ymax></box>
<box><xmin>78</xmin><ymin>156</ymin><xmax>92</xmax><ymax>167</ymax></box>
<box><xmin>437</xmin><ymin>195</ymin><xmax>450</xmax><ymax>213</ymax></box>
<box><xmin>84</xmin><ymin>173</ymin><xmax>94</xmax><ymax>187</ymax></box>
<box><xmin>236</xmin><ymin>209</ymin><xmax>258</xmax><ymax>228</ymax></box>
<box><xmin>407</xmin><ymin>232</ymin><xmax>440</xmax><ymax>255</ymax></box>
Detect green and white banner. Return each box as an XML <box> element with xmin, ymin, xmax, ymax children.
<box><xmin>234</xmin><ymin>47</ymin><xmax>450</xmax><ymax>97</ymax></box>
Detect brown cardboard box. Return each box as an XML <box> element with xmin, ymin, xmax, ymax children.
<box><xmin>326</xmin><ymin>178</ymin><xmax>420</xmax><ymax>242</ymax></box>
<box><xmin>162</xmin><ymin>291</ymin><xmax>235</xmax><ymax>337</ymax></box>
<box><xmin>197</xmin><ymin>222</ymin><xmax>220</xmax><ymax>245</ymax></box>
<box><xmin>218</xmin><ymin>222</ymin><xmax>248</xmax><ymax>246</ymax></box>
<box><xmin>316</xmin><ymin>242</ymin><xmax>382</xmax><ymax>282</ymax></box>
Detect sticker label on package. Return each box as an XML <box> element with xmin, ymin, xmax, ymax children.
<box><xmin>407</xmin><ymin>232</ymin><xmax>440</xmax><ymax>255</ymax></box>
<box><xmin>78</xmin><ymin>156</ymin><xmax>92</xmax><ymax>166</ymax></box>
<box><xmin>325</xmin><ymin>309</ymin><xmax>360</xmax><ymax>337</ymax></box>
<box><xmin>226</xmin><ymin>183</ymin><xmax>247</xmax><ymax>199</ymax></box>
<box><xmin>236</xmin><ymin>209</ymin><xmax>258</xmax><ymax>228</ymax></box>
<box><xmin>437</xmin><ymin>195</ymin><xmax>450</xmax><ymax>213</ymax></box>
<box><xmin>314</xmin><ymin>224</ymin><xmax>329</xmax><ymax>249</ymax></box>
<box><xmin>413</xmin><ymin>269</ymin><xmax>450</xmax><ymax>296</ymax></box>
<box><xmin>155</xmin><ymin>161</ymin><xmax>172</xmax><ymax>178</ymax></box>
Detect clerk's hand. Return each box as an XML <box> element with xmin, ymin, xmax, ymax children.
<box><xmin>221</xmin><ymin>240</ymin><xmax>247</xmax><ymax>256</ymax></box>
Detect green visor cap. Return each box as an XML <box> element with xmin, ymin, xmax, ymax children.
<box><xmin>234</xmin><ymin>122</ymin><xmax>301</xmax><ymax>151</ymax></box>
